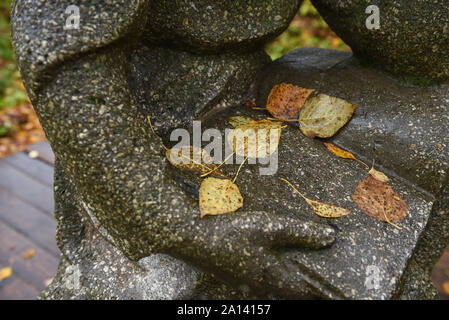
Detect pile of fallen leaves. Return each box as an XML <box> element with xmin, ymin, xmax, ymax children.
<box><xmin>153</xmin><ymin>82</ymin><xmax>408</xmax><ymax>229</ymax></box>
<box><xmin>0</xmin><ymin>101</ymin><xmax>47</xmax><ymax>158</ymax></box>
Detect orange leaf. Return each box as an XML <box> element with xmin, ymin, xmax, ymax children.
<box><xmin>324</xmin><ymin>143</ymin><xmax>369</xmax><ymax>170</ymax></box>
<box><xmin>324</xmin><ymin>143</ymin><xmax>357</xmax><ymax>160</ymax></box>
<box><xmin>21</xmin><ymin>248</ymin><xmax>35</xmax><ymax>260</ymax></box>
<box><xmin>266</xmin><ymin>83</ymin><xmax>314</xmax><ymax>120</ymax></box>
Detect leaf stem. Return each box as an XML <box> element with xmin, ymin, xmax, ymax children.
<box><xmin>233</xmin><ymin>155</ymin><xmax>248</xmax><ymax>183</ymax></box>
<box><xmin>280</xmin><ymin>178</ymin><xmax>308</xmax><ymax>201</ymax></box>
<box><xmin>146</xmin><ymin>116</ymin><xmax>156</xmax><ymax>135</ymax></box>
<box><xmin>356</xmin><ymin>158</ymin><xmax>370</xmax><ymax>170</ymax></box>
<box><xmin>200</xmin><ymin>152</ymin><xmax>235</xmax><ymax>178</ymax></box>
<box><xmin>267</xmin><ymin>117</ymin><xmax>298</xmax><ymax>122</ymax></box>
<box><xmin>382</xmin><ymin>210</ymin><xmax>403</xmax><ymax>230</ymax></box>
<box><xmin>147</xmin><ymin>116</ymin><xmax>169</xmax><ymax>151</ymax></box>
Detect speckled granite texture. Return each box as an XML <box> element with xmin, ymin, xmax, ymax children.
<box><xmin>246</xmin><ymin>47</ymin><xmax>448</xmax><ymax>299</ymax></box>
<box><xmin>311</xmin><ymin>0</ymin><xmax>449</xmax><ymax>84</ymax></box>
<box><xmin>10</xmin><ymin>0</ymin><xmax>448</xmax><ymax>299</ymax></box>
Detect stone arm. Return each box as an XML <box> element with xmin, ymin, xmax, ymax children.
<box><xmin>11</xmin><ymin>0</ymin><xmax>335</xmax><ymax>298</ymax></box>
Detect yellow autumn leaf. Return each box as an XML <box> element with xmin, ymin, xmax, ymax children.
<box><xmin>0</xmin><ymin>267</ymin><xmax>12</xmax><ymax>282</ymax></box>
<box><xmin>280</xmin><ymin>178</ymin><xmax>350</xmax><ymax>218</ymax></box>
<box><xmin>199</xmin><ymin>177</ymin><xmax>243</xmax><ymax>218</ymax></box>
<box><xmin>227</xmin><ymin>120</ymin><xmax>282</xmax><ymax>158</ymax></box>
<box><xmin>369</xmin><ymin>167</ymin><xmax>389</xmax><ymax>183</ymax></box>
<box><xmin>304</xmin><ymin>198</ymin><xmax>351</xmax><ymax>218</ymax></box>
<box><xmin>227</xmin><ymin>115</ymin><xmax>255</xmax><ymax>128</ymax></box>
<box><xmin>166</xmin><ymin>146</ymin><xmax>227</xmax><ymax>178</ymax></box>
<box><xmin>299</xmin><ymin>93</ymin><xmax>357</xmax><ymax>138</ymax></box>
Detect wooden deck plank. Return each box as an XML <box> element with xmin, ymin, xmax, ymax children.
<box><xmin>0</xmin><ymin>188</ymin><xmax>59</xmax><ymax>257</ymax></box>
<box><xmin>0</xmin><ymin>222</ymin><xmax>59</xmax><ymax>293</ymax></box>
<box><xmin>0</xmin><ymin>161</ymin><xmax>54</xmax><ymax>215</ymax></box>
<box><xmin>0</xmin><ymin>275</ymin><xmax>40</xmax><ymax>300</ymax></box>
<box><xmin>3</xmin><ymin>152</ymin><xmax>54</xmax><ymax>187</ymax></box>
<box><xmin>25</xmin><ymin>141</ymin><xmax>55</xmax><ymax>165</ymax></box>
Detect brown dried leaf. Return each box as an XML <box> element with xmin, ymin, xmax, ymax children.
<box><xmin>352</xmin><ymin>175</ymin><xmax>408</xmax><ymax>224</ymax></box>
<box><xmin>227</xmin><ymin>120</ymin><xmax>282</xmax><ymax>158</ymax></box>
<box><xmin>0</xmin><ymin>267</ymin><xmax>12</xmax><ymax>282</ymax></box>
<box><xmin>199</xmin><ymin>177</ymin><xmax>243</xmax><ymax>218</ymax></box>
<box><xmin>227</xmin><ymin>116</ymin><xmax>255</xmax><ymax>128</ymax></box>
<box><xmin>299</xmin><ymin>93</ymin><xmax>357</xmax><ymax>138</ymax></box>
<box><xmin>267</xmin><ymin>83</ymin><xmax>315</xmax><ymax>120</ymax></box>
<box><xmin>166</xmin><ymin>146</ymin><xmax>227</xmax><ymax>178</ymax></box>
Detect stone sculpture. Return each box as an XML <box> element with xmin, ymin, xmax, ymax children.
<box><xmin>10</xmin><ymin>0</ymin><xmax>448</xmax><ymax>299</ymax></box>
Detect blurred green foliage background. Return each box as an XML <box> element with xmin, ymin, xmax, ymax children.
<box><xmin>1</xmin><ymin>0</ymin><xmax>26</xmax><ymax>113</ymax></box>
<box><xmin>266</xmin><ymin>1</ymin><xmax>349</xmax><ymax>60</ymax></box>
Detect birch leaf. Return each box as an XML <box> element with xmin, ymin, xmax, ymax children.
<box><xmin>227</xmin><ymin>116</ymin><xmax>255</xmax><ymax>128</ymax></box>
<box><xmin>166</xmin><ymin>146</ymin><xmax>227</xmax><ymax>178</ymax></box>
<box><xmin>267</xmin><ymin>83</ymin><xmax>315</xmax><ymax>120</ymax></box>
<box><xmin>304</xmin><ymin>198</ymin><xmax>351</xmax><ymax>218</ymax></box>
<box><xmin>299</xmin><ymin>93</ymin><xmax>357</xmax><ymax>138</ymax></box>
<box><xmin>281</xmin><ymin>178</ymin><xmax>350</xmax><ymax>218</ymax></box>
<box><xmin>352</xmin><ymin>175</ymin><xmax>408</xmax><ymax>224</ymax></box>
<box><xmin>369</xmin><ymin>167</ymin><xmax>389</xmax><ymax>183</ymax></box>
<box><xmin>227</xmin><ymin>120</ymin><xmax>282</xmax><ymax>158</ymax></box>
<box><xmin>0</xmin><ymin>267</ymin><xmax>12</xmax><ymax>282</ymax></box>
<box><xmin>199</xmin><ymin>177</ymin><xmax>243</xmax><ymax>218</ymax></box>
<box><xmin>324</xmin><ymin>143</ymin><xmax>370</xmax><ymax>169</ymax></box>
<box><xmin>324</xmin><ymin>143</ymin><xmax>357</xmax><ymax>160</ymax></box>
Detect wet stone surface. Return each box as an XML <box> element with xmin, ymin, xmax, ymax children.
<box><xmin>143</xmin><ymin>0</ymin><xmax>302</xmax><ymax>53</ymax></box>
<box><xmin>311</xmin><ymin>0</ymin><xmax>449</xmax><ymax>84</ymax></box>
<box><xmin>39</xmin><ymin>46</ymin><xmax>448</xmax><ymax>300</ymax></box>
<box><xmin>12</xmin><ymin>0</ymin><xmax>448</xmax><ymax>300</ymax></box>
<box><xmin>128</xmin><ymin>45</ymin><xmax>270</xmax><ymax>138</ymax></box>
<box><xmin>241</xmin><ymin>47</ymin><xmax>449</xmax><ymax>298</ymax></box>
